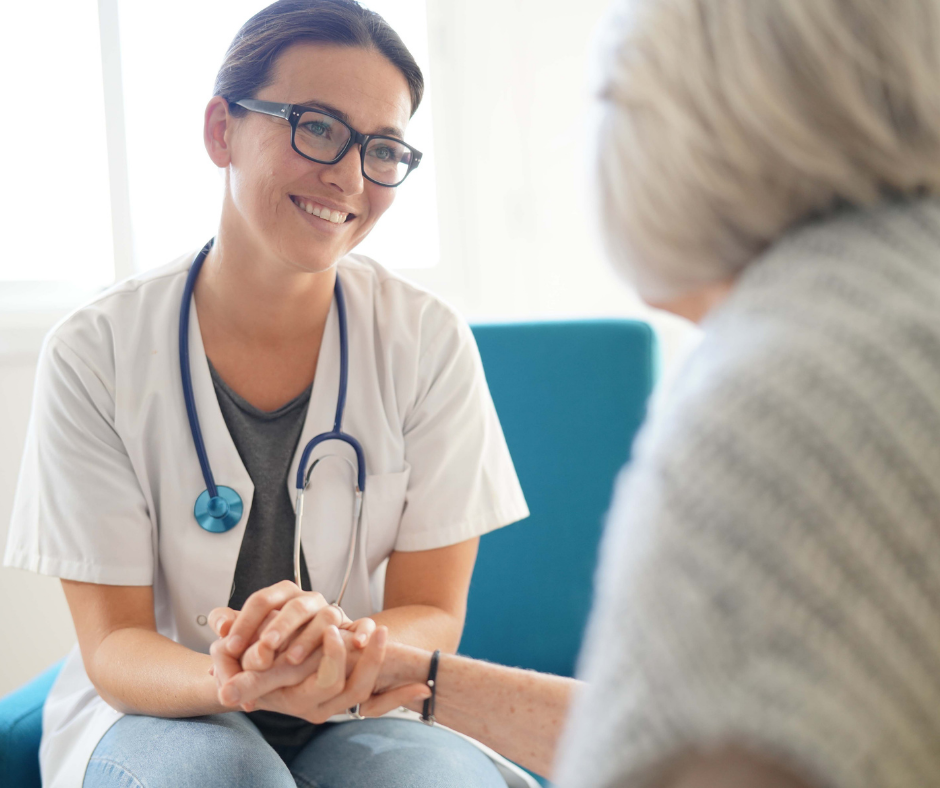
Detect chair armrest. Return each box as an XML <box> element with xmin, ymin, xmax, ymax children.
<box><xmin>0</xmin><ymin>660</ymin><xmax>65</xmax><ymax>788</ymax></box>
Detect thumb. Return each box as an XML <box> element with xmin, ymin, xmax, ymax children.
<box><xmin>360</xmin><ymin>683</ymin><xmax>431</xmax><ymax>718</ymax></box>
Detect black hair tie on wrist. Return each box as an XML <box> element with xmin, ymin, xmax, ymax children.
<box><xmin>421</xmin><ymin>649</ymin><xmax>440</xmax><ymax>725</ymax></box>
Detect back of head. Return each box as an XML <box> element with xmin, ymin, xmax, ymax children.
<box><xmin>597</xmin><ymin>0</ymin><xmax>940</xmax><ymax>302</ymax></box>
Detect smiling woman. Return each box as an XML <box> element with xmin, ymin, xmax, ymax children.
<box><xmin>202</xmin><ymin>43</ymin><xmax>415</xmax><ymax>286</ymax></box>
<box><xmin>2</xmin><ymin>2</ymin><xmax>531</xmax><ymax>787</ymax></box>
<box><xmin>112</xmin><ymin>0</ymin><xmax>439</xmax><ymax>274</ymax></box>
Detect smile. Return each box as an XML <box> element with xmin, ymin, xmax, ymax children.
<box><xmin>290</xmin><ymin>195</ymin><xmax>354</xmax><ymax>224</ymax></box>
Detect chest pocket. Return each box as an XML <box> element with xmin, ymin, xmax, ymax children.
<box><xmin>300</xmin><ymin>465</ymin><xmax>410</xmax><ymax>597</ymax></box>
<box><xmin>362</xmin><ymin>468</ymin><xmax>411</xmax><ymax>572</ymax></box>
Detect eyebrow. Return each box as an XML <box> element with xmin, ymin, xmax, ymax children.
<box><xmin>297</xmin><ymin>99</ymin><xmax>404</xmax><ymax>139</ymax></box>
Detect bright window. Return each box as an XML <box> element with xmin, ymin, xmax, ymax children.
<box><xmin>118</xmin><ymin>0</ymin><xmax>439</xmax><ymax>274</ymax></box>
<box><xmin>1</xmin><ymin>3</ymin><xmax>114</xmax><ymax>284</ymax></box>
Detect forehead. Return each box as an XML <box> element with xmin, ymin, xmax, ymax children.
<box><xmin>261</xmin><ymin>43</ymin><xmax>412</xmax><ymax>137</ymax></box>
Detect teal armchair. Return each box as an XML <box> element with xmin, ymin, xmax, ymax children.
<box><xmin>462</xmin><ymin>320</ymin><xmax>656</xmax><ymax>677</ymax></box>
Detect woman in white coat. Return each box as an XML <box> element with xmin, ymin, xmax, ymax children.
<box><xmin>2</xmin><ymin>1</ymin><xmax>529</xmax><ymax>786</ymax></box>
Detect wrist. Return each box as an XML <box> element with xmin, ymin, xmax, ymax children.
<box><xmin>378</xmin><ymin>641</ymin><xmax>431</xmax><ymax>692</ymax></box>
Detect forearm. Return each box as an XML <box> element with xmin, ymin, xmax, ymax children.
<box><xmin>88</xmin><ymin>627</ymin><xmax>227</xmax><ymax>717</ymax></box>
<box><xmin>370</xmin><ymin>604</ymin><xmax>463</xmax><ymax>652</ymax></box>
<box><xmin>382</xmin><ymin>642</ymin><xmax>579</xmax><ymax>779</ymax></box>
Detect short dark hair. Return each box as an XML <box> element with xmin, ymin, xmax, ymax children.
<box><xmin>214</xmin><ymin>0</ymin><xmax>424</xmax><ymax>118</ymax></box>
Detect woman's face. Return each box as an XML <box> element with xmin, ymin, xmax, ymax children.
<box><xmin>219</xmin><ymin>43</ymin><xmax>413</xmax><ymax>273</ymax></box>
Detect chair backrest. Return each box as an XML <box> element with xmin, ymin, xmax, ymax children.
<box><xmin>462</xmin><ymin>320</ymin><xmax>657</xmax><ymax>678</ymax></box>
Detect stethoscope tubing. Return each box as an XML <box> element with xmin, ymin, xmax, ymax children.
<box><xmin>293</xmin><ymin>457</ymin><xmax>364</xmax><ymax>605</ymax></box>
<box><xmin>181</xmin><ymin>240</ymin><xmax>367</xmax><ymax>606</ymax></box>
<box><xmin>294</xmin><ymin>272</ymin><xmax>367</xmax><ymax>494</ymax></box>
<box><xmin>180</xmin><ymin>239</ymin><xmax>220</xmax><ymax>500</ymax></box>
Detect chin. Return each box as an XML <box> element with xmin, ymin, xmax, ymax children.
<box><xmin>273</xmin><ymin>234</ymin><xmax>340</xmax><ymax>273</ymax></box>
<box><xmin>293</xmin><ymin>253</ymin><xmax>343</xmax><ymax>275</ymax></box>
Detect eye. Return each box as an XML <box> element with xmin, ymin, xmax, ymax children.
<box><xmin>368</xmin><ymin>143</ymin><xmax>404</xmax><ymax>162</ymax></box>
<box><xmin>302</xmin><ymin>120</ymin><xmax>332</xmax><ymax>138</ymax></box>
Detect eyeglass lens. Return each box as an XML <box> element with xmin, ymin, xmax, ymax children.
<box><xmin>295</xmin><ymin>109</ymin><xmax>414</xmax><ymax>185</ymax></box>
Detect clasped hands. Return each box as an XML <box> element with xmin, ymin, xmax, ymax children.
<box><xmin>207</xmin><ymin>580</ymin><xmax>429</xmax><ymax>723</ymax></box>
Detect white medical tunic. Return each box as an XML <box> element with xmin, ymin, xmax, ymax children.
<box><xmin>4</xmin><ymin>251</ymin><xmax>530</xmax><ymax>788</ymax></box>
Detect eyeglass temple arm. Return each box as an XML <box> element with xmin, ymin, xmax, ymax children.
<box><xmin>232</xmin><ymin>99</ymin><xmax>292</xmax><ymax>119</ymax></box>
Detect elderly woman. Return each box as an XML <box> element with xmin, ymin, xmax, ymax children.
<box><xmin>558</xmin><ymin>0</ymin><xmax>940</xmax><ymax>786</ymax></box>
<box><xmin>210</xmin><ymin>1</ymin><xmax>940</xmax><ymax>787</ymax></box>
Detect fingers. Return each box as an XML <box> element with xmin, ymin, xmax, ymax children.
<box><xmin>208</xmin><ymin>607</ymin><xmax>237</xmax><ymax>638</ymax></box>
<box><xmin>210</xmin><ymin>636</ymin><xmax>242</xmax><ymax>689</ymax></box>
<box><xmin>303</xmin><ymin>626</ymin><xmax>388</xmax><ymax>722</ymax></box>
<box><xmin>349</xmin><ymin>617</ymin><xmax>376</xmax><ymax>650</ymax></box>
<box><xmin>241</xmin><ymin>625</ymin><xmax>347</xmax><ymax>719</ymax></box>
<box><xmin>241</xmin><ymin>603</ymin><xmax>340</xmax><ymax>672</ymax></box>
<box><xmin>315</xmin><ymin>624</ymin><xmax>347</xmax><ymax>691</ymax></box>
<box><xmin>221</xmin><ymin>624</ymin><xmax>356</xmax><ymax>708</ymax></box>
<box><xmin>255</xmin><ymin>594</ymin><xmax>339</xmax><ymax>661</ymax></box>
<box><xmin>283</xmin><ymin>605</ymin><xmax>345</xmax><ymax>666</ymax></box>
<box><xmin>225</xmin><ymin>581</ymin><xmax>325</xmax><ymax>658</ymax></box>
<box><xmin>219</xmin><ymin>646</ymin><xmax>323</xmax><ymax>707</ymax></box>
<box><xmin>359</xmin><ymin>682</ymin><xmax>430</xmax><ymax>718</ymax></box>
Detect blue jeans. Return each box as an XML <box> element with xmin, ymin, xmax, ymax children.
<box><xmin>82</xmin><ymin>713</ymin><xmax>509</xmax><ymax>787</ymax></box>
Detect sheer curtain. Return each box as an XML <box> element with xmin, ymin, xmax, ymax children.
<box><xmin>0</xmin><ymin>3</ymin><xmax>113</xmax><ymax>285</ymax></box>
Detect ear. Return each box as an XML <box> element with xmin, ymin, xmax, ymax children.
<box><xmin>204</xmin><ymin>96</ymin><xmax>234</xmax><ymax>168</ymax></box>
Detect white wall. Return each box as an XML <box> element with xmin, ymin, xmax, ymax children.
<box><xmin>0</xmin><ymin>0</ymin><xmax>698</xmax><ymax>697</ymax></box>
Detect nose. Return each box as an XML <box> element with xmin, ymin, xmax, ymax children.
<box><xmin>321</xmin><ymin>143</ymin><xmax>365</xmax><ymax>195</ymax></box>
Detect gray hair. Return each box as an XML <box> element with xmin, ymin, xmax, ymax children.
<box><xmin>597</xmin><ymin>0</ymin><xmax>940</xmax><ymax>302</ymax></box>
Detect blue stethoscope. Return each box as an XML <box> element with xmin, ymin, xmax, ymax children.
<box><xmin>179</xmin><ymin>239</ymin><xmax>367</xmax><ymax>604</ymax></box>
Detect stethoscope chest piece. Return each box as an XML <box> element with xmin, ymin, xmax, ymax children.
<box><xmin>194</xmin><ymin>486</ymin><xmax>244</xmax><ymax>533</ymax></box>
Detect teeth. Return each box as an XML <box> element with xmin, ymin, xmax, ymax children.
<box><xmin>294</xmin><ymin>197</ymin><xmax>347</xmax><ymax>224</ymax></box>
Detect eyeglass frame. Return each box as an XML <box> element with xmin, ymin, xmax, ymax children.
<box><xmin>231</xmin><ymin>99</ymin><xmax>423</xmax><ymax>187</ymax></box>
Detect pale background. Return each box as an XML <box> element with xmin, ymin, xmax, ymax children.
<box><xmin>0</xmin><ymin>0</ymin><xmax>698</xmax><ymax>696</ymax></box>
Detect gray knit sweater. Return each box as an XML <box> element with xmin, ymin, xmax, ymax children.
<box><xmin>555</xmin><ymin>200</ymin><xmax>940</xmax><ymax>788</ymax></box>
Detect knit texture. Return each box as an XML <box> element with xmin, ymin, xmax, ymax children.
<box><xmin>555</xmin><ymin>200</ymin><xmax>940</xmax><ymax>788</ymax></box>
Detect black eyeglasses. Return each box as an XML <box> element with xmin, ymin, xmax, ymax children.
<box><xmin>233</xmin><ymin>99</ymin><xmax>422</xmax><ymax>187</ymax></box>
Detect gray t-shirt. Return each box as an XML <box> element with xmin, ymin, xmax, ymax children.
<box><xmin>209</xmin><ymin>361</ymin><xmax>316</xmax><ymax>750</ymax></box>
<box><xmin>556</xmin><ymin>199</ymin><xmax>940</xmax><ymax>788</ymax></box>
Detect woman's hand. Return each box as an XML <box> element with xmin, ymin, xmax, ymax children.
<box><xmin>207</xmin><ymin>587</ymin><xmax>373</xmax><ymax>708</ymax></box>
<box><xmin>210</xmin><ymin>581</ymin><xmax>374</xmax><ymax>671</ymax></box>
<box><xmin>236</xmin><ymin>625</ymin><xmax>431</xmax><ymax>723</ymax></box>
<box><xmin>214</xmin><ymin>581</ymin><xmax>330</xmax><ymax>664</ymax></box>
<box><xmin>208</xmin><ymin>606</ymin><xmax>429</xmax><ymax>720</ymax></box>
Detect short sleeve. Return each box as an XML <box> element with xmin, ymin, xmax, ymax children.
<box><xmin>394</xmin><ymin>314</ymin><xmax>529</xmax><ymax>552</ymax></box>
<box><xmin>3</xmin><ymin>335</ymin><xmax>154</xmax><ymax>585</ymax></box>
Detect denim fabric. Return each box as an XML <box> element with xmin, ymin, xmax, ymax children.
<box><xmin>287</xmin><ymin>718</ymin><xmax>507</xmax><ymax>788</ymax></box>
<box><xmin>83</xmin><ymin>713</ymin><xmax>508</xmax><ymax>788</ymax></box>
